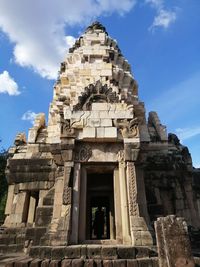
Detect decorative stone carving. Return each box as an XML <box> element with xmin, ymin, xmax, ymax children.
<box><xmin>75</xmin><ymin>144</ymin><xmax>92</xmax><ymax>162</ymax></box>
<box><xmin>73</xmin><ymin>81</ymin><xmax>119</xmax><ymax>111</ymax></box>
<box><xmin>117</xmin><ymin>150</ymin><xmax>125</xmax><ymax>164</ymax></box>
<box><xmin>114</xmin><ymin>118</ymin><xmax>139</xmax><ymax>138</ymax></box>
<box><xmin>127</xmin><ymin>162</ymin><xmax>139</xmax><ymax>216</ymax></box>
<box><xmin>85</xmin><ymin>21</ymin><xmax>108</xmax><ymax>34</ymax></box>
<box><xmin>14</xmin><ymin>133</ymin><xmax>26</xmax><ymax>146</ymax></box>
<box><xmin>63</xmin><ymin>167</ymin><xmax>72</xmax><ymax>205</ymax></box>
<box><xmin>60</xmin><ymin>115</ymin><xmax>75</xmax><ymax>138</ymax></box>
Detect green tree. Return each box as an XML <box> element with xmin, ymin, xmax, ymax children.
<box><xmin>0</xmin><ymin>141</ymin><xmax>8</xmax><ymax>224</ymax></box>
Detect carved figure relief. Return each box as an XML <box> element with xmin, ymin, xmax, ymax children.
<box><xmin>75</xmin><ymin>144</ymin><xmax>92</xmax><ymax>162</ymax></box>
<box><xmin>73</xmin><ymin>81</ymin><xmax>119</xmax><ymax>111</ymax></box>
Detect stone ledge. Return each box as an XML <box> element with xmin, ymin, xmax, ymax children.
<box><xmin>29</xmin><ymin>245</ymin><xmax>155</xmax><ymax>260</ymax></box>
<box><xmin>4</xmin><ymin>257</ymin><xmax>161</xmax><ymax>267</ymax></box>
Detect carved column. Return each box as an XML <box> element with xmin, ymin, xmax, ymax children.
<box><xmin>114</xmin><ymin>168</ymin><xmax>123</xmax><ymax>243</ymax></box>
<box><xmin>70</xmin><ymin>162</ymin><xmax>81</xmax><ymax>244</ymax></box>
<box><xmin>118</xmin><ymin>151</ymin><xmax>131</xmax><ymax>244</ymax></box>
<box><xmin>126</xmin><ymin>161</ymin><xmax>153</xmax><ymax>246</ymax></box>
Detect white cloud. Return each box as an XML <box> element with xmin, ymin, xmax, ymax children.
<box><xmin>21</xmin><ymin>110</ymin><xmax>37</xmax><ymax>124</ymax></box>
<box><xmin>146</xmin><ymin>0</ymin><xmax>177</xmax><ymax>31</ymax></box>
<box><xmin>150</xmin><ymin>9</ymin><xmax>176</xmax><ymax>30</ymax></box>
<box><xmin>0</xmin><ymin>70</ymin><xmax>20</xmax><ymax>95</ymax></box>
<box><xmin>176</xmin><ymin>127</ymin><xmax>200</xmax><ymax>142</ymax></box>
<box><xmin>0</xmin><ymin>0</ymin><xmax>136</xmax><ymax>80</ymax></box>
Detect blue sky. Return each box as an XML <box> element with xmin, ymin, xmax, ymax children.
<box><xmin>0</xmin><ymin>0</ymin><xmax>200</xmax><ymax>167</ymax></box>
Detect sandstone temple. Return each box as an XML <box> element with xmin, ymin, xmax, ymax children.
<box><xmin>1</xmin><ymin>22</ymin><xmax>200</xmax><ymax>266</ymax></box>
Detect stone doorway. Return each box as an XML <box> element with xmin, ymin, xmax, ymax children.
<box><xmin>86</xmin><ymin>172</ymin><xmax>115</xmax><ymax>241</ymax></box>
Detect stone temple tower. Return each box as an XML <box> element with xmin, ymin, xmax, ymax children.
<box><xmin>1</xmin><ymin>22</ymin><xmax>200</xmax><ymax>259</ymax></box>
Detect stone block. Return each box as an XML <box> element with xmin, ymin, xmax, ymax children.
<box><xmin>96</xmin><ymin>127</ymin><xmax>105</xmax><ymax>138</ymax></box>
<box><xmin>87</xmin><ymin>245</ymin><xmax>102</xmax><ymax>259</ymax></box>
<box><xmin>135</xmin><ymin>247</ymin><xmax>149</xmax><ymax>259</ymax></box>
<box><xmin>50</xmin><ymin>260</ymin><xmax>61</xmax><ymax>267</ymax></box>
<box><xmin>61</xmin><ymin>150</ymin><xmax>73</xmax><ymax>161</ymax></box>
<box><xmin>72</xmin><ymin>259</ymin><xmax>84</xmax><ymax>267</ymax></box>
<box><xmin>15</xmin><ymin>259</ymin><xmax>33</xmax><ymax>267</ymax></box>
<box><xmin>127</xmin><ymin>260</ymin><xmax>138</xmax><ymax>267</ymax></box>
<box><xmin>30</xmin><ymin>259</ymin><xmax>43</xmax><ymax>267</ymax></box>
<box><xmin>102</xmin><ymin>246</ymin><xmax>117</xmax><ymax>259</ymax></box>
<box><xmin>35</xmin><ymin>207</ymin><xmax>53</xmax><ymax>227</ymax></box>
<box><xmin>99</xmin><ymin>111</ymin><xmax>109</xmax><ymax>118</ymax></box>
<box><xmin>29</xmin><ymin>246</ymin><xmax>40</xmax><ymax>258</ymax></box>
<box><xmin>94</xmin><ymin>260</ymin><xmax>102</xmax><ymax>267</ymax></box>
<box><xmin>84</xmin><ymin>260</ymin><xmax>94</xmax><ymax>267</ymax></box>
<box><xmin>64</xmin><ymin>246</ymin><xmax>81</xmax><ymax>258</ymax></box>
<box><xmin>155</xmin><ymin>216</ymin><xmax>195</xmax><ymax>267</ymax></box>
<box><xmin>5</xmin><ymin>261</ymin><xmax>15</xmax><ymax>267</ymax></box>
<box><xmin>92</xmin><ymin>103</ymin><xmax>109</xmax><ymax>110</ymax></box>
<box><xmin>117</xmin><ymin>246</ymin><xmax>135</xmax><ymax>259</ymax></box>
<box><xmin>62</xmin><ymin>259</ymin><xmax>72</xmax><ymax>267</ymax></box>
<box><xmin>137</xmin><ymin>259</ymin><xmax>152</xmax><ymax>267</ymax></box>
<box><xmin>151</xmin><ymin>258</ymin><xmax>159</xmax><ymax>267</ymax></box>
<box><xmin>87</xmin><ymin>118</ymin><xmax>101</xmax><ymax>127</ymax></box>
<box><xmin>112</xmin><ymin>260</ymin><xmax>126</xmax><ymax>267</ymax></box>
<box><xmin>103</xmin><ymin>260</ymin><xmax>113</xmax><ymax>267</ymax></box>
<box><xmin>81</xmin><ymin>245</ymin><xmax>87</xmax><ymax>259</ymax></box>
<box><xmin>39</xmin><ymin>246</ymin><xmax>52</xmax><ymax>259</ymax></box>
<box><xmin>100</xmin><ymin>119</ymin><xmax>112</xmax><ymax>127</ymax></box>
<box><xmin>82</xmin><ymin>128</ymin><xmax>96</xmax><ymax>139</ymax></box>
<box><xmin>52</xmin><ymin>246</ymin><xmax>65</xmax><ymax>260</ymax></box>
<box><xmin>41</xmin><ymin>260</ymin><xmax>50</xmax><ymax>267</ymax></box>
<box><xmin>104</xmin><ymin>127</ymin><xmax>117</xmax><ymax>138</ymax></box>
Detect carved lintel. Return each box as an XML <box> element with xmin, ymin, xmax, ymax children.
<box><xmin>75</xmin><ymin>144</ymin><xmax>92</xmax><ymax>162</ymax></box>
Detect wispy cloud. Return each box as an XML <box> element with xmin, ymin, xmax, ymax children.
<box><xmin>0</xmin><ymin>0</ymin><xmax>136</xmax><ymax>80</ymax></box>
<box><xmin>176</xmin><ymin>127</ymin><xmax>200</xmax><ymax>142</ymax></box>
<box><xmin>147</xmin><ymin>71</ymin><xmax>200</xmax><ymax>124</ymax></box>
<box><xmin>21</xmin><ymin>110</ymin><xmax>37</xmax><ymax>124</ymax></box>
<box><xmin>0</xmin><ymin>70</ymin><xmax>20</xmax><ymax>95</ymax></box>
<box><xmin>145</xmin><ymin>0</ymin><xmax>177</xmax><ymax>31</ymax></box>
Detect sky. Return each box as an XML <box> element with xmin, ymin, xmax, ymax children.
<box><xmin>0</xmin><ymin>0</ymin><xmax>200</xmax><ymax>167</ymax></box>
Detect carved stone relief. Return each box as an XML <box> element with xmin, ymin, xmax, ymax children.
<box><xmin>73</xmin><ymin>81</ymin><xmax>119</xmax><ymax>111</ymax></box>
<box><xmin>75</xmin><ymin>144</ymin><xmax>92</xmax><ymax>162</ymax></box>
<box><xmin>127</xmin><ymin>162</ymin><xmax>139</xmax><ymax>216</ymax></box>
<box><xmin>114</xmin><ymin>118</ymin><xmax>139</xmax><ymax>138</ymax></box>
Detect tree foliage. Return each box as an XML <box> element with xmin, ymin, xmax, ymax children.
<box><xmin>0</xmin><ymin>141</ymin><xmax>8</xmax><ymax>223</ymax></box>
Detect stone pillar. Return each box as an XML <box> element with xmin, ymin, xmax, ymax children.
<box><xmin>155</xmin><ymin>215</ymin><xmax>195</xmax><ymax>267</ymax></box>
<box><xmin>79</xmin><ymin>167</ymin><xmax>87</xmax><ymax>242</ymax></box>
<box><xmin>70</xmin><ymin>163</ymin><xmax>81</xmax><ymax>244</ymax></box>
<box><xmin>113</xmin><ymin>168</ymin><xmax>123</xmax><ymax>243</ymax></box>
<box><xmin>50</xmin><ymin>175</ymin><xmax>64</xmax><ymax>232</ymax></box>
<box><xmin>126</xmin><ymin>162</ymin><xmax>153</xmax><ymax>246</ymax></box>
<box><xmin>27</xmin><ymin>195</ymin><xmax>36</xmax><ymax>224</ymax></box>
<box><xmin>118</xmin><ymin>153</ymin><xmax>131</xmax><ymax>244</ymax></box>
<box><xmin>4</xmin><ymin>184</ymin><xmax>15</xmax><ymax>215</ymax></box>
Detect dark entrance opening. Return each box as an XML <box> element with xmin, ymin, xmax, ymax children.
<box><xmin>86</xmin><ymin>172</ymin><xmax>115</xmax><ymax>240</ymax></box>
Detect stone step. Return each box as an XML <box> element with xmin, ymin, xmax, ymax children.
<box><xmin>0</xmin><ymin>244</ymin><xmax>24</xmax><ymax>254</ymax></box>
<box><xmin>29</xmin><ymin>245</ymin><xmax>156</xmax><ymax>260</ymax></box>
<box><xmin>4</xmin><ymin>257</ymin><xmax>159</xmax><ymax>267</ymax></box>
